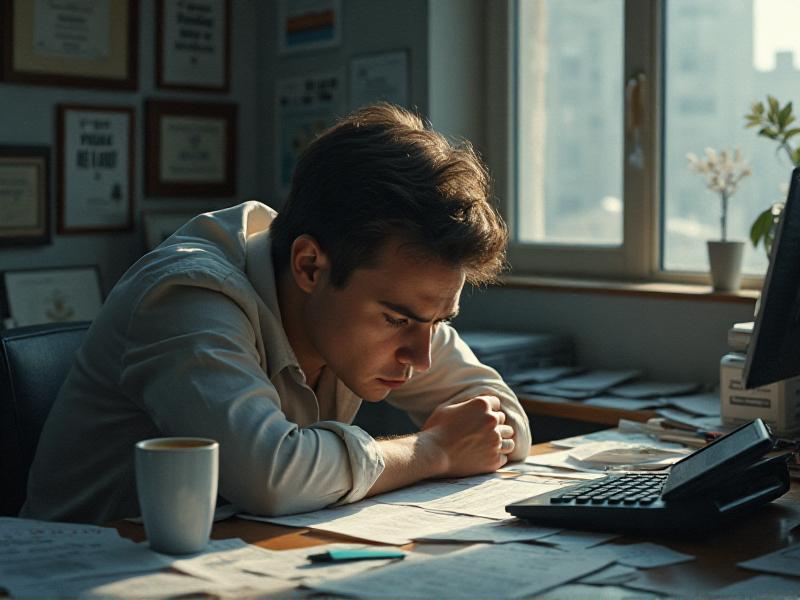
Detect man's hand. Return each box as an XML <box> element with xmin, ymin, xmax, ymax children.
<box><xmin>420</xmin><ymin>395</ymin><xmax>515</xmax><ymax>477</ymax></box>
<box><xmin>366</xmin><ymin>395</ymin><xmax>516</xmax><ymax>497</ymax></box>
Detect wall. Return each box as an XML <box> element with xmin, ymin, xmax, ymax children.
<box><xmin>0</xmin><ymin>0</ymin><xmax>261</xmax><ymax>292</ymax></box>
<box><xmin>258</xmin><ymin>0</ymin><xmax>430</xmax><ymax>208</ymax></box>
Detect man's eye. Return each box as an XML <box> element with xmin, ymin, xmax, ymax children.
<box><xmin>384</xmin><ymin>314</ymin><xmax>407</xmax><ymax>328</ymax></box>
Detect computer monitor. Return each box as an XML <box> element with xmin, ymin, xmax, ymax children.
<box><xmin>743</xmin><ymin>167</ymin><xmax>800</xmax><ymax>389</ymax></box>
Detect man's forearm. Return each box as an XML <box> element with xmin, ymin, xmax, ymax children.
<box><xmin>366</xmin><ymin>433</ymin><xmax>445</xmax><ymax>497</ymax></box>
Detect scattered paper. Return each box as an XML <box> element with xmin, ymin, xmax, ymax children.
<box><xmin>578</xmin><ymin>564</ymin><xmax>639</xmax><ymax>585</ymax></box>
<box><xmin>568</xmin><ymin>441</ymin><xmax>688</xmax><ymax>465</ymax></box>
<box><xmin>553</xmin><ymin>370</ymin><xmax>641</xmax><ymax>393</ymax></box>
<box><xmin>0</xmin><ymin>535</ymin><xmax>174</xmax><ymax>595</ymax></box>
<box><xmin>583</xmin><ymin>397</ymin><xmax>667</xmax><ymax>411</ymax></box>
<box><xmin>550</xmin><ymin>429</ymin><xmax>685</xmax><ymax>452</ymax></box>
<box><xmin>598</xmin><ymin>542</ymin><xmax>694</xmax><ymax>569</ymax></box>
<box><xmin>169</xmin><ymin>539</ymin><xmax>295</xmax><ymax>590</ymax></box>
<box><xmin>712</xmin><ymin>574</ymin><xmax>800</xmax><ymax>597</ymax></box>
<box><xmin>376</xmin><ymin>477</ymin><xmax>567</xmax><ymax>520</ymax></box>
<box><xmin>656</xmin><ymin>408</ymin><xmax>724</xmax><ymax>431</ymax></box>
<box><xmin>608</xmin><ymin>381</ymin><xmax>700</xmax><ymax>399</ymax></box>
<box><xmin>518</xmin><ymin>383</ymin><xmax>596</xmax><ymax>399</ymax></box>
<box><xmin>524</xmin><ymin>443</ymin><xmax>684</xmax><ymax>473</ymax></box>
<box><xmin>663</xmin><ymin>393</ymin><xmax>721</xmax><ymax>417</ymax></box>
<box><xmin>739</xmin><ymin>542</ymin><xmax>800</xmax><ymax>577</ymax></box>
<box><xmin>174</xmin><ymin>541</ymin><xmax>400</xmax><ymax>587</ymax></box>
<box><xmin>506</xmin><ymin>366</ymin><xmax>586</xmax><ymax>385</ymax></box>
<box><xmin>5</xmin><ymin>572</ymin><xmax>243</xmax><ymax>600</ymax></box>
<box><xmin>537</xmin><ymin>529</ymin><xmax>619</xmax><ymax>550</ymax></box>
<box><xmin>308</xmin><ymin>543</ymin><xmax>615</xmax><ymax>599</ymax></box>
<box><xmin>241</xmin><ymin>502</ymin><xmax>515</xmax><ymax>545</ymax></box>
<box><xmin>414</xmin><ymin>518</ymin><xmax>560</xmax><ymax>543</ymax></box>
<box><xmin>0</xmin><ymin>517</ymin><xmax>121</xmax><ymax>540</ymax></box>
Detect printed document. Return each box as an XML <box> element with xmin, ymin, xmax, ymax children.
<box><xmin>241</xmin><ymin>501</ymin><xmax>514</xmax><ymax>545</ymax></box>
<box><xmin>309</xmin><ymin>542</ymin><xmax>615</xmax><ymax>599</ymax></box>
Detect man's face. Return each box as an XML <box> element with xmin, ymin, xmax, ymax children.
<box><xmin>303</xmin><ymin>241</ymin><xmax>465</xmax><ymax>401</ymax></box>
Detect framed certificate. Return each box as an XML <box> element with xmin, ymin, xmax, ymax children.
<box><xmin>156</xmin><ymin>0</ymin><xmax>230</xmax><ymax>92</ymax></box>
<box><xmin>2</xmin><ymin>0</ymin><xmax>138</xmax><ymax>90</ymax></box>
<box><xmin>57</xmin><ymin>104</ymin><xmax>135</xmax><ymax>233</ymax></box>
<box><xmin>145</xmin><ymin>100</ymin><xmax>237</xmax><ymax>197</ymax></box>
<box><xmin>0</xmin><ymin>146</ymin><xmax>50</xmax><ymax>246</ymax></box>
<box><xmin>142</xmin><ymin>209</ymin><xmax>197</xmax><ymax>250</ymax></box>
<box><xmin>2</xmin><ymin>266</ymin><xmax>104</xmax><ymax>327</ymax></box>
<box><xmin>349</xmin><ymin>50</ymin><xmax>410</xmax><ymax>111</ymax></box>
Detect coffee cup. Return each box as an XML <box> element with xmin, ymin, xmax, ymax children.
<box><xmin>135</xmin><ymin>437</ymin><xmax>218</xmax><ymax>555</ymax></box>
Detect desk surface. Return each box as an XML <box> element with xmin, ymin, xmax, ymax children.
<box><xmin>114</xmin><ymin>442</ymin><xmax>800</xmax><ymax>597</ymax></box>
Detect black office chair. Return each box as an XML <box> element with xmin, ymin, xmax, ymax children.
<box><xmin>0</xmin><ymin>321</ymin><xmax>90</xmax><ymax>516</ymax></box>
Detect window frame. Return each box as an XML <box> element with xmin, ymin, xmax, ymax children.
<box><xmin>486</xmin><ymin>0</ymin><xmax>764</xmax><ymax>290</ymax></box>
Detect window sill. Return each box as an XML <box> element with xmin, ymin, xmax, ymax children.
<box><xmin>500</xmin><ymin>275</ymin><xmax>759</xmax><ymax>305</ymax></box>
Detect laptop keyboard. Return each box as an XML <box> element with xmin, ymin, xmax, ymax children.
<box><xmin>549</xmin><ymin>473</ymin><xmax>669</xmax><ymax>506</ymax></box>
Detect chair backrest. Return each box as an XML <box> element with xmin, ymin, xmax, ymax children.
<box><xmin>0</xmin><ymin>321</ymin><xmax>90</xmax><ymax>516</ymax></box>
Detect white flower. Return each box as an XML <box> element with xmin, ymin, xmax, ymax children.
<box><xmin>686</xmin><ymin>146</ymin><xmax>751</xmax><ymax>199</ymax></box>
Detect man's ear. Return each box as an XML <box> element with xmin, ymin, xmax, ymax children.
<box><xmin>289</xmin><ymin>235</ymin><xmax>329</xmax><ymax>293</ymax></box>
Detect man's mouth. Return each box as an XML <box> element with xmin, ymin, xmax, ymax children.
<box><xmin>377</xmin><ymin>378</ymin><xmax>407</xmax><ymax>389</ymax></box>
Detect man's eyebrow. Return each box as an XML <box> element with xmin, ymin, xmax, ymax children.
<box><xmin>379</xmin><ymin>301</ymin><xmax>459</xmax><ymax>323</ymax></box>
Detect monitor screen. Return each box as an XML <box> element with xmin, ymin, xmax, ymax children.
<box><xmin>743</xmin><ymin>167</ymin><xmax>800</xmax><ymax>389</ymax></box>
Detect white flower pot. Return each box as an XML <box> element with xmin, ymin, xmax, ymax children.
<box><xmin>707</xmin><ymin>240</ymin><xmax>745</xmax><ymax>292</ymax></box>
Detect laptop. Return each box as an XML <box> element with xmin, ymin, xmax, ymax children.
<box><xmin>506</xmin><ymin>419</ymin><xmax>790</xmax><ymax>535</ymax></box>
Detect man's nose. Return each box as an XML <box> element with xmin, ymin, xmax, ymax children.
<box><xmin>397</xmin><ymin>326</ymin><xmax>432</xmax><ymax>372</ymax></box>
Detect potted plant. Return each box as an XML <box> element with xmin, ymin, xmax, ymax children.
<box><xmin>687</xmin><ymin>147</ymin><xmax>752</xmax><ymax>291</ymax></box>
<box><xmin>744</xmin><ymin>96</ymin><xmax>800</xmax><ymax>256</ymax></box>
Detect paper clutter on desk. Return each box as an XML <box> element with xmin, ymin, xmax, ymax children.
<box><xmin>567</xmin><ymin>441</ymin><xmax>690</xmax><ymax>466</ymax></box>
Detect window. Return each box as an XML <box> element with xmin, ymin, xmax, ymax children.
<box><xmin>489</xmin><ymin>0</ymin><xmax>800</xmax><ymax>286</ymax></box>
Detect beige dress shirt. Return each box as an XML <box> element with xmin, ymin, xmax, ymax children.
<box><xmin>21</xmin><ymin>202</ymin><xmax>532</xmax><ymax>524</ymax></box>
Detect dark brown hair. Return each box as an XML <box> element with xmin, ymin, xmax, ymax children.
<box><xmin>270</xmin><ymin>103</ymin><xmax>508</xmax><ymax>287</ymax></box>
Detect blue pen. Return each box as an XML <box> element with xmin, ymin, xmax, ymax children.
<box><xmin>308</xmin><ymin>549</ymin><xmax>406</xmax><ymax>563</ymax></box>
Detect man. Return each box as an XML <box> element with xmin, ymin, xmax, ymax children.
<box><xmin>22</xmin><ymin>103</ymin><xmax>532</xmax><ymax>524</ymax></box>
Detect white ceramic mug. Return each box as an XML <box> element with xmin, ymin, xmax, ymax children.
<box><xmin>135</xmin><ymin>437</ymin><xmax>219</xmax><ymax>555</ymax></box>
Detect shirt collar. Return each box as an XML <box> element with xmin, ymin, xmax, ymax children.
<box><xmin>245</xmin><ymin>228</ymin><xmax>300</xmax><ymax>378</ymax></box>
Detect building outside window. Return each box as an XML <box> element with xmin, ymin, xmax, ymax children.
<box><xmin>509</xmin><ymin>0</ymin><xmax>800</xmax><ymax>285</ymax></box>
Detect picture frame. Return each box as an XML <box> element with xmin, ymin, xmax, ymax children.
<box><xmin>0</xmin><ymin>146</ymin><xmax>51</xmax><ymax>246</ymax></box>
<box><xmin>145</xmin><ymin>100</ymin><xmax>237</xmax><ymax>197</ymax></box>
<box><xmin>57</xmin><ymin>104</ymin><xmax>135</xmax><ymax>234</ymax></box>
<box><xmin>278</xmin><ymin>0</ymin><xmax>342</xmax><ymax>55</ymax></box>
<box><xmin>2</xmin><ymin>266</ymin><xmax>104</xmax><ymax>328</ymax></box>
<box><xmin>156</xmin><ymin>0</ymin><xmax>230</xmax><ymax>92</ymax></box>
<box><xmin>142</xmin><ymin>209</ymin><xmax>198</xmax><ymax>251</ymax></box>
<box><xmin>1</xmin><ymin>0</ymin><xmax>138</xmax><ymax>90</ymax></box>
<box><xmin>348</xmin><ymin>50</ymin><xmax>410</xmax><ymax>111</ymax></box>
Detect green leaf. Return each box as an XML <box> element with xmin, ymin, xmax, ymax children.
<box><xmin>768</xmin><ymin>96</ymin><xmax>780</xmax><ymax>113</ymax></box>
<box><xmin>759</xmin><ymin>127</ymin><xmax>778</xmax><ymax>139</ymax></box>
<box><xmin>779</xmin><ymin>103</ymin><xmax>794</xmax><ymax>128</ymax></box>
<box><xmin>793</xmin><ymin>147</ymin><xmax>800</xmax><ymax>166</ymax></box>
<box><xmin>750</xmin><ymin>208</ymin><xmax>774</xmax><ymax>248</ymax></box>
<box><xmin>784</xmin><ymin>128</ymin><xmax>800</xmax><ymax>139</ymax></box>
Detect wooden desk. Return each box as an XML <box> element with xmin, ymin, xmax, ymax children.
<box><xmin>114</xmin><ymin>442</ymin><xmax>800</xmax><ymax>597</ymax></box>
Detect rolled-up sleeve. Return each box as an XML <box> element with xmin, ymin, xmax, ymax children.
<box><xmin>119</xmin><ymin>280</ymin><xmax>383</xmax><ymax>516</ymax></box>
<box><xmin>384</xmin><ymin>324</ymin><xmax>532</xmax><ymax>461</ymax></box>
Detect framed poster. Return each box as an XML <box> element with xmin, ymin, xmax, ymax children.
<box><xmin>278</xmin><ymin>0</ymin><xmax>341</xmax><ymax>54</ymax></box>
<box><xmin>142</xmin><ymin>209</ymin><xmax>197</xmax><ymax>250</ymax></box>
<box><xmin>57</xmin><ymin>105</ymin><xmax>134</xmax><ymax>233</ymax></box>
<box><xmin>0</xmin><ymin>146</ymin><xmax>50</xmax><ymax>246</ymax></box>
<box><xmin>156</xmin><ymin>0</ymin><xmax>230</xmax><ymax>92</ymax></box>
<box><xmin>2</xmin><ymin>0</ymin><xmax>138</xmax><ymax>90</ymax></box>
<box><xmin>145</xmin><ymin>100</ymin><xmax>237</xmax><ymax>197</ymax></box>
<box><xmin>276</xmin><ymin>72</ymin><xmax>342</xmax><ymax>196</ymax></box>
<box><xmin>2</xmin><ymin>266</ymin><xmax>103</xmax><ymax>327</ymax></box>
<box><xmin>349</xmin><ymin>50</ymin><xmax>409</xmax><ymax>111</ymax></box>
